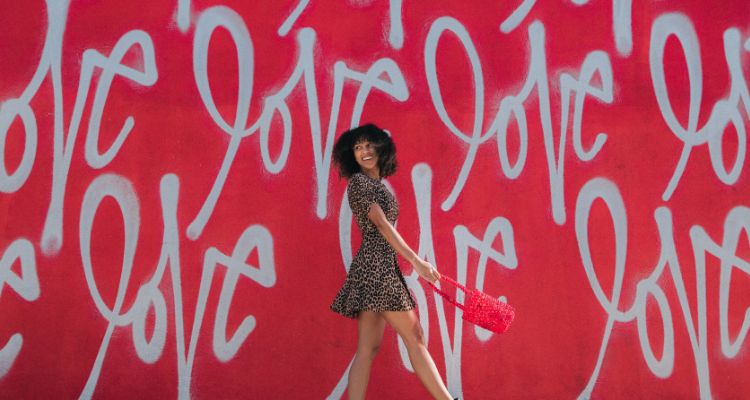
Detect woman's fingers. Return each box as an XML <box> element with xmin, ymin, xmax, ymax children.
<box><xmin>416</xmin><ymin>261</ymin><xmax>440</xmax><ymax>284</ymax></box>
<box><xmin>426</xmin><ymin>267</ymin><xmax>440</xmax><ymax>284</ymax></box>
<box><xmin>420</xmin><ymin>268</ymin><xmax>435</xmax><ymax>283</ymax></box>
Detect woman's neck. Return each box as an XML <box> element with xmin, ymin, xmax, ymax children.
<box><xmin>362</xmin><ymin>168</ymin><xmax>380</xmax><ymax>180</ymax></box>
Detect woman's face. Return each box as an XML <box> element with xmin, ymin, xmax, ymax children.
<box><xmin>353</xmin><ymin>140</ymin><xmax>379</xmax><ymax>175</ymax></box>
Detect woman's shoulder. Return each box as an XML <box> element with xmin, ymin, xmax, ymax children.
<box><xmin>347</xmin><ymin>173</ymin><xmax>377</xmax><ymax>194</ymax></box>
<box><xmin>348</xmin><ymin>172</ymin><xmax>368</xmax><ymax>186</ymax></box>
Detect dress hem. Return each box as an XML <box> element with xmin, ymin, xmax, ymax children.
<box><xmin>330</xmin><ymin>304</ymin><xmax>416</xmax><ymax>319</ymax></box>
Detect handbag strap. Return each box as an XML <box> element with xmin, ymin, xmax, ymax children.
<box><xmin>429</xmin><ymin>275</ymin><xmax>468</xmax><ymax>312</ymax></box>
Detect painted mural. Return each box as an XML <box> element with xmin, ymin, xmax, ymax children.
<box><xmin>0</xmin><ymin>0</ymin><xmax>749</xmax><ymax>398</ymax></box>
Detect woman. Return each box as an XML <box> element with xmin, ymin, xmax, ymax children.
<box><xmin>330</xmin><ymin>124</ymin><xmax>454</xmax><ymax>400</ymax></box>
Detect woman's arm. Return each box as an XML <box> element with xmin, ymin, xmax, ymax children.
<box><xmin>367</xmin><ymin>203</ymin><xmax>441</xmax><ymax>283</ymax></box>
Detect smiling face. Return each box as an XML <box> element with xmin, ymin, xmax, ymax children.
<box><xmin>353</xmin><ymin>139</ymin><xmax>379</xmax><ymax>177</ymax></box>
<box><xmin>332</xmin><ymin>123</ymin><xmax>397</xmax><ymax>179</ymax></box>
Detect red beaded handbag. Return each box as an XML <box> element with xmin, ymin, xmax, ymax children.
<box><xmin>429</xmin><ymin>275</ymin><xmax>515</xmax><ymax>334</ymax></box>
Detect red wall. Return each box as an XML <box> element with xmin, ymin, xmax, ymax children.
<box><xmin>1</xmin><ymin>1</ymin><xmax>749</xmax><ymax>398</ymax></box>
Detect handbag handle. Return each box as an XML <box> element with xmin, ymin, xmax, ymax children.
<box><xmin>428</xmin><ymin>275</ymin><xmax>469</xmax><ymax>312</ymax></box>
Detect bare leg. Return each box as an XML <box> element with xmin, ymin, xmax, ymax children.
<box><xmin>382</xmin><ymin>310</ymin><xmax>452</xmax><ymax>400</ymax></box>
<box><xmin>348</xmin><ymin>311</ymin><xmax>386</xmax><ymax>400</ymax></box>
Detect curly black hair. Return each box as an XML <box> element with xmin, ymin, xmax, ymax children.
<box><xmin>332</xmin><ymin>123</ymin><xmax>397</xmax><ymax>178</ymax></box>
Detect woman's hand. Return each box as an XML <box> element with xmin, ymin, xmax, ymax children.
<box><xmin>412</xmin><ymin>258</ymin><xmax>441</xmax><ymax>284</ymax></box>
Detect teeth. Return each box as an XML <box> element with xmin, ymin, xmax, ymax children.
<box><xmin>363</xmin><ymin>157</ymin><xmax>372</xmax><ymax>161</ymax></box>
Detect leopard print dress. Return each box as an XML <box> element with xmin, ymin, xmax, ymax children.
<box><xmin>330</xmin><ymin>172</ymin><xmax>416</xmax><ymax>319</ymax></box>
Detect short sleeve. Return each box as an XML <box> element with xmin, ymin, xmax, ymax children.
<box><xmin>347</xmin><ymin>174</ymin><xmax>378</xmax><ymax>218</ymax></box>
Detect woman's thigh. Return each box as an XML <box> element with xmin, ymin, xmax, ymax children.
<box><xmin>381</xmin><ymin>310</ymin><xmax>423</xmax><ymax>345</ymax></box>
<box><xmin>357</xmin><ymin>311</ymin><xmax>386</xmax><ymax>350</ymax></box>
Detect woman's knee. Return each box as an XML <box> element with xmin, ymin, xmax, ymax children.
<box><xmin>400</xmin><ymin>322</ymin><xmax>426</xmax><ymax>347</ymax></box>
<box><xmin>357</xmin><ymin>342</ymin><xmax>381</xmax><ymax>360</ymax></box>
